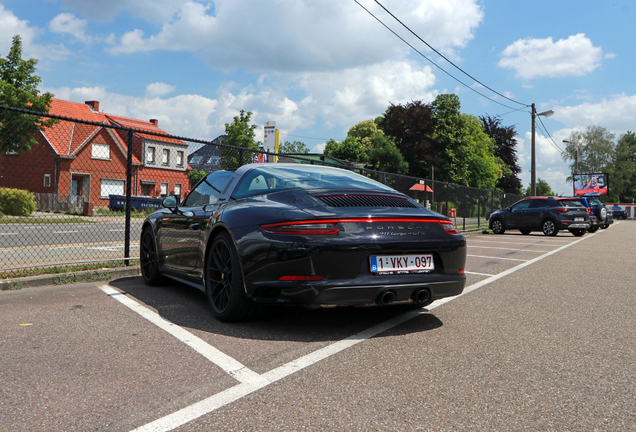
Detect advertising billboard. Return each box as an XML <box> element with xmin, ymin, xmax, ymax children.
<box><xmin>573</xmin><ymin>173</ymin><xmax>609</xmax><ymax>197</ymax></box>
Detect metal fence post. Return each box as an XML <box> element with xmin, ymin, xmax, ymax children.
<box><xmin>124</xmin><ymin>129</ymin><xmax>133</xmax><ymax>266</ymax></box>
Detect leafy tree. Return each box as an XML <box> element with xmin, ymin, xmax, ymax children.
<box><xmin>561</xmin><ymin>126</ymin><xmax>615</xmax><ymax>181</ymax></box>
<box><xmin>0</xmin><ymin>35</ymin><xmax>56</xmax><ymax>154</ymax></box>
<box><xmin>479</xmin><ymin>114</ymin><xmax>522</xmax><ymax>194</ymax></box>
<box><xmin>278</xmin><ymin>140</ymin><xmax>309</xmax><ymax>154</ymax></box>
<box><xmin>524</xmin><ymin>178</ymin><xmax>557</xmax><ymax>197</ymax></box>
<box><xmin>367</xmin><ymin>134</ymin><xmax>408</xmax><ymax>174</ymax></box>
<box><xmin>608</xmin><ymin>131</ymin><xmax>636</xmax><ymax>203</ymax></box>
<box><xmin>347</xmin><ymin>120</ymin><xmax>384</xmax><ymax>153</ymax></box>
<box><xmin>187</xmin><ymin>169</ymin><xmax>207</xmax><ymax>188</ymax></box>
<box><xmin>220</xmin><ymin>110</ymin><xmax>260</xmax><ymax>169</ymax></box>
<box><xmin>463</xmin><ymin>115</ymin><xmax>500</xmax><ymax>190</ymax></box>
<box><xmin>377</xmin><ymin>100</ymin><xmax>438</xmax><ymax>178</ymax></box>
<box><xmin>324</xmin><ymin>137</ymin><xmax>367</xmax><ymax>162</ymax></box>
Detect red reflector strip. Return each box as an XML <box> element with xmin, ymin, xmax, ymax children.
<box><xmin>279</xmin><ymin>275</ymin><xmax>324</xmax><ymax>281</ymax></box>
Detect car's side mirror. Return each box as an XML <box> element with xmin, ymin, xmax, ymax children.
<box><xmin>162</xmin><ymin>195</ymin><xmax>178</xmax><ymax>209</ymax></box>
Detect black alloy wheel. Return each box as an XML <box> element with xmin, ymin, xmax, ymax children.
<box><xmin>205</xmin><ymin>232</ymin><xmax>254</xmax><ymax>322</ymax></box>
<box><xmin>491</xmin><ymin>219</ymin><xmax>505</xmax><ymax>234</ymax></box>
<box><xmin>588</xmin><ymin>226</ymin><xmax>600</xmax><ymax>233</ymax></box>
<box><xmin>542</xmin><ymin>219</ymin><xmax>558</xmax><ymax>236</ymax></box>
<box><xmin>520</xmin><ymin>229</ymin><xmax>531</xmax><ymax>235</ymax></box>
<box><xmin>140</xmin><ymin>227</ymin><xmax>163</xmax><ymax>285</ymax></box>
<box><xmin>570</xmin><ymin>228</ymin><xmax>586</xmax><ymax>237</ymax></box>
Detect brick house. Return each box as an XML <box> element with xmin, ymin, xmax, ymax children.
<box><xmin>0</xmin><ymin>99</ymin><xmax>190</xmax><ymax>208</ymax></box>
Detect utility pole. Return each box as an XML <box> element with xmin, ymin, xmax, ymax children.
<box><xmin>530</xmin><ymin>104</ymin><xmax>555</xmax><ymax>196</ymax></box>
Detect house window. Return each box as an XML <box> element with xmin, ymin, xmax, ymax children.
<box><xmin>190</xmin><ymin>156</ymin><xmax>202</xmax><ymax>164</ymax></box>
<box><xmin>92</xmin><ymin>143</ymin><xmax>110</xmax><ymax>160</ymax></box>
<box><xmin>162</xmin><ymin>149</ymin><xmax>170</xmax><ymax>165</ymax></box>
<box><xmin>160</xmin><ymin>182</ymin><xmax>168</xmax><ymax>196</ymax></box>
<box><xmin>146</xmin><ymin>146</ymin><xmax>155</xmax><ymax>164</ymax></box>
<box><xmin>101</xmin><ymin>179</ymin><xmax>125</xmax><ymax>198</ymax></box>
<box><xmin>208</xmin><ymin>156</ymin><xmax>219</xmax><ymax>164</ymax></box>
<box><xmin>43</xmin><ymin>174</ymin><xmax>51</xmax><ymax>188</ymax></box>
<box><xmin>174</xmin><ymin>183</ymin><xmax>182</xmax><ymax>196</ymax></box>
<box><xmin>177</xmin><ymin>151</ymin><xmax>184</xmax><ymax>166</ymax></box>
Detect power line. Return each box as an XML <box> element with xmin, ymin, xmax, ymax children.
<box><xmin>372</xmin><ymin>0</ymin><xmax>529</xmax><ymax>108</ymax></box>
<box><xmin>353</xmin><ymin>0</ymin><xmax>522</xmax><ymax>111</ymax></box>
<box><xmin>536</xmin><ymin>115</ymin><xmax>564</xmax><ymax>153</ymax></box>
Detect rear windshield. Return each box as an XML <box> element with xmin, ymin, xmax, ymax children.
<box><xmin>232</xmin><ymin>165</ymin><xmax>394</xmax><ymax>198</ymax></box>
<box><xmin>558</xmin><ymin>199</ymin><xmax>585</xmax><ymax>208</ymax></box>
<box><xmin>587</xmin><ymin>197</ymin><xmax>603</xmax><ymax>206</ymax></box>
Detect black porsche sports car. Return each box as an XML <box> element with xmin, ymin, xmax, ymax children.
<box><xmin>140</xmin><ymin>164</ymin><xmax>467</xmax><ymax>322</ymax></box>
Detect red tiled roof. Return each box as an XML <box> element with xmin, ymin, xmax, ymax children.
<box><xmin>105</xmin><ymin>114</ymin><xmax>187</xmax><ymax>146</ymax></box>
<box><xmin>41</xmin><ymin>99</ymin><xmax>186</xmax><ymax>159</ymax></box>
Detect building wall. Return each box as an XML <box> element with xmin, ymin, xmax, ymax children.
<box><xmin>0</xmin><ymin>135</ymin><xmax>57</xmax><ymax>194</ymax></box>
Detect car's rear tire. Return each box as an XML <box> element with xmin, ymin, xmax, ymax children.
<box><xmin>491</xmin><ymin>219</ymin><xmax>505</xmax><ymax>234</ymax></box>
<box><xmin>520</xmin><ymin>229</ymin><xmax>531</xmax><ymax>235</ymax></box>
<box><xmin>205</xmin><ymin>232</ymin><xmax>256</xmax><ymax>322</ymax></box>
<box><xmin>140</xmin><ymin>227</ymin><xmax>164</xmax><ymax>286</ymax></box>
<box><xmin>601</xmin><ymin>224</ymin><xmax>610</xmax><ymax>229</ymax></box>
<box><xmin>542</xmin><ymin>219</ymin><xmax>558</xmax><ymax>236</ymax></box>
<box><xmin>570</xmin><ymin>228</ymin><xmax>586</xmax><ymax>237</ymax></box>
<box><xmin>588</xmin><ymin>226</ymin><xmax>600</xmax><ymax>233</ymax></box>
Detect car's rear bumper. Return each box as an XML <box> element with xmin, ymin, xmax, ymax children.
<box><xmin>565</xmin><ymin>223</ymin><xmax>589</xmax><ymax>229</ymax></box>
<box><xmin>250</xmin><ymin>273</ymin><xmax>466</xmax><ymax>306</ymax></box>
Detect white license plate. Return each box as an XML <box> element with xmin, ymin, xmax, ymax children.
<box><xmin>370</xmin><ymin>254</ymin><xmax>434</xmax><ymax>274</ymax></box>
<box><xmin>574</xmin><ymin>217</ymin><xmax>584</xmax><ymax>222</ymax></box>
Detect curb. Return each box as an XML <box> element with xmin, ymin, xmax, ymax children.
<box><xmin>0</xmin><ymin>266</ymin><xmax>141</xmax><ymax>291</ymax></box>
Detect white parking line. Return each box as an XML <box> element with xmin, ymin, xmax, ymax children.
<box><xmin>464</xmin><ymin>271</ymin><xmax>495</xmax><ymax>277</ymax></box>
<box><xmin>52</xmin><ymin>231</ymin><xmax>79</xmax><ymax>234</ymax></box>
<box><xmin>0</xmin><ymin>233</ymin><xmax>18</xmax><ymax>235</ymax></box>
<box><xmin>467</xmin><ymin>254</ymin><xmax>528</xmax><ymax>262</ymax></box>
<box><xmin>116</xmin><ymin>228</ymin><xmax>606</xmax><ymax>432</ymax></box>
<box><xmin>467</xmin><ymin>245</ymin><xmax>551</xmax><ymax>252</ymax></box>
<box><xmin>98</xmin><ymin>285</ymin><xmax>265</xmax><ymax>385</ymax></box>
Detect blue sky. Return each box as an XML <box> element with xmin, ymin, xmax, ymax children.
<box><xmin>1</xmin><ymin>0</ymin><xmax>635</xmax><ymax>195</ymax></box>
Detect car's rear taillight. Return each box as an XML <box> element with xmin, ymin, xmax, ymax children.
<box><xmin>261</xmin><ymin>220</ymin><xmax>340</xmax><ymax>235</ymax></box>
<box><xmin>556</xmin><ymin>207</ymin><xmax>569</xmax><ymax>213</ymax></box>
<box><xmin>441</xmin><ymin>222</ymin><xmax>459</xmax><ymax>234</ymax></box>
<box><xmin>586</xmin><ymin>207</ymin><xmax>592</xmax><ymax>215</ymax></box>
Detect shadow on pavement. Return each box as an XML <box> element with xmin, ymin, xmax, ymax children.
<box><xmin>108</xmin><ymin>276</ymin><xmax>444</xmax><ymax>343</ymax></box>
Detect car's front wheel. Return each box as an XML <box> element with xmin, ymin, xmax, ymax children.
<box><xmin>570</xmin><ymin>228</ymin><xmax>586</xmax><ymax>237</ymax></box>
<box><xmin>491</xmin><ymin>219</ymin><xmax>505</xmax><ymax>234</ymax></box>
<box><xmin>542</xmin><ymin>219</ymin><xmax>558</xmax><ymax>236</ymax></box>
<box><xmin>205</xmin><ymin>232</ymin><xmax>256</xmax><ymax>322</ymax></box>
<box><xmin>140</xmin><ymin>227</ymin><xmax>164</xmax><ymax>286</ymax></box>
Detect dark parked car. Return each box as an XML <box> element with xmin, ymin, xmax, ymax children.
<box><xmin>141</xmin><ymin>164</ymin><xmax>467</xmax><ymax>322</ymax></box>
<box><xmin>612</xmin><ymin>205</ymin><xmax>628</xmax><ymax>220</ymax></box>
<box><xmin>569</xmin><ymin>196</ymin><xmax>612</xmax><ymax>232</ymax></box>
<box><xmin>488</xmin><ymin>196</ymin><xmax>589</xmax><ymax>236</ymax></box>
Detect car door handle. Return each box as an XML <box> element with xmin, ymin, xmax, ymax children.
<box><xmin>189</xmin><ymin>223</ymin><xmax>201</xmax><ymax>230</ymax></box>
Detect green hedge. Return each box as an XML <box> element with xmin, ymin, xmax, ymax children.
<box><xmin>0</xmin><ymin>188</ymin><xmax>37</xmax><ymax>216</ymax></box>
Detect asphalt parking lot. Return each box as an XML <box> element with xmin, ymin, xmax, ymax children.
<box><xmin>2</xmin><ymin>221</ymin><xmax>635</xmax><ymax>431</ymax></box>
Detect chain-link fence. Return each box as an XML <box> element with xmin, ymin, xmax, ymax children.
<box><xmin>0</xmin><ymin>103</ymin><xmax>522</xmax><ymax>279</ymax></box>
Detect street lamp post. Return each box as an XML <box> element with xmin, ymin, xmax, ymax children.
<box><xmin>531</xmin><ymin>104</ymin><xmax>555</xmax><ymax>196</ymax></box>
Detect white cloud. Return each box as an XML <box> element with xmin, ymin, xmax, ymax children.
<box><xmin>498</xmin><ymin>33</ymin><xmax>604</xmax><ymax>79</ymax></box>
<box><xmin>107</xmin><ymin>0</ymin><xmax>483</xmax><ymax>74</ymax></box>
<box><xmin>554</xmin><ymin>93</ymin><xmax>636</xmax><ymax>134</ymax></box>
<box><xmin>49</xmin><ymin>13</ymin><xmax>91</xmax><ymax>43</ymax></box>
<box><xmin>145</xmin><ymin>82</ymin><xmax>176</xmax><ymax>97</ymax></box>
<box><xmin>0</xmin><ymin>4</ymin><xmax>70</xmax><ymax>62</ymax></box>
